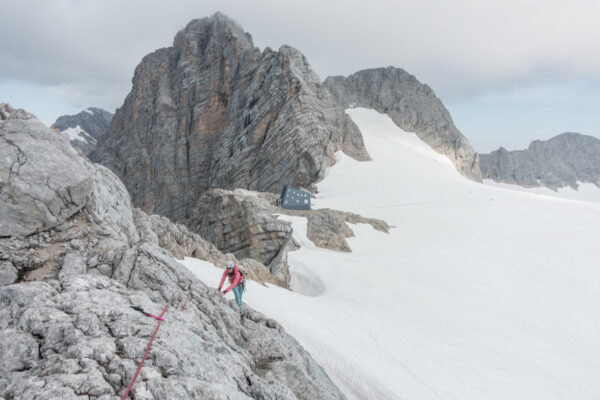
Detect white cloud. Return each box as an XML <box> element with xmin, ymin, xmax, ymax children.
<box><xmin>1</xmin><ymin>0</ymin><xmax>599</xmax><ymax>131</ymax></box>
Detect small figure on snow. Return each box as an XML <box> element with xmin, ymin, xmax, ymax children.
<box><xmin>218</xmin><ymin>260</ymin><xmax>246</xmax><ymax>314</ymax></box>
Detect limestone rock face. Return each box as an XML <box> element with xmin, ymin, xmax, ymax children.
<box><xmin>0</xmin><ymin>104</ymin><xmax>346</xmax><ymax>400</ymax></box>
<box><xmin>92</xmin><ymin>13</ymin><xmax>369</xmax><ymax>223</ymax></box>
<box><xmin>187</xmin><ymin>188</ymin><xmax>391</xmax><ymax>285</ymax></box>
<box><xmin>133</xmin><ymin>208</ymin><xmax>229</xmax><ymax>264</ymax></box>
<box><xmin>479</xmin><ymin>132</ymin><xmax>600</xmax><ymax>189</ymax></box>
<box><xmin>188</xmin><ymin>188</ymin><xmax>297</xmax><ymax>287</ymax></box>
<box><xmin>133</xmin><ymin>208</ymin><xmax>278</xmax><ymax>287</ymax></box>
<box><xmin>324</xmin><ymin>67</ymin><xmax>481</xmax><ymax>179</ymax></box>
<box><xmin>1</xmin><ymin>103</ymin><xmax>94</xmax><ymax>237</ymax></box>
<box><xmin>52</xmin><ymin>107</ymin><xmax>113</xmax><ymax>156</ymax></box>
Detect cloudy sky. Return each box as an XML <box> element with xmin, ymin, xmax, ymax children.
<box><xmin>1</xmin><ymin>0</ymin><xmax>599</xmax><ymax>152</ymax></box>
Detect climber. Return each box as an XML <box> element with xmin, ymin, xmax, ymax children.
<box><xmin>218</xmin><ymin>261</ymin><xmax>245</xmax><ymax>314</ymax></box>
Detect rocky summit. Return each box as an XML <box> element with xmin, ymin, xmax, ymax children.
<box><xmin>52</xmin><ymin>107</ymin><xmax>113</xmax><ymax>156</ymax></box>
<box><xmin>0</xmin><ymin>103</ymin><xmax>345</xmax><ymax>399</ymax></box>
<box><xmin>92</xmin><ymin>12</ymin><xmax>369</xmax><ymax>223</ymax></box>
<box><xmin>479</xmin><ymin>132</ymin><xmax>600</xmax><ymax>189</ymax></box>
<box><xmin>324</xmin><ymin>67</ymin><xmax>481</xmax><ymax>179</ymax></box>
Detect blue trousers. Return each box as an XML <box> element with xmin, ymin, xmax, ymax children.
<box><xmin>232</xmin><ymin>284</ymin><xmax>244</xmax><ymax>310</ymax></box>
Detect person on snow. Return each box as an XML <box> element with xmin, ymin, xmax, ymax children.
<box><xmin>218</xmin><ymin>260</ymin><xmax>245</xmax><ymax>314</ymax></box>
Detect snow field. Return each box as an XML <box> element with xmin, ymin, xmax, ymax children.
<box><xmin>483</xmin><ymin>179</ymin><xmax>600</xmax><ymax>204</ymax></box>
<box><xmin>62</xmin><ymin>124</ymin><xmax>96</xmax><ymax>144</ymax></box>
<box><xmin>183</xmin><ymin>108</ymin><xmax>600</xmax><ymax>399</ymax></box>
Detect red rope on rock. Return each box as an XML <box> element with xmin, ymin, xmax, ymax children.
<box><xmin>181</xmin><ymin>292</ymin><xmax>190</xmax><ymax>311</ymax></box>
<box><xmin>121</xmin><ymin>304</ymin><xmax>169</xmax><ymax>400</ymax></box>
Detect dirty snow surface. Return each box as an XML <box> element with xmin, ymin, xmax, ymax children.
<box><xmin>182</xmin><ymin>108</ymin><xmax>600</xmax><ymax>400</ymax></box>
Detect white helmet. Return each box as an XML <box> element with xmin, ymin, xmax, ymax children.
<box><xmin>226</xmin><ymin>261</ymin><xmax>235</xmax><ymax>269</ymax></box>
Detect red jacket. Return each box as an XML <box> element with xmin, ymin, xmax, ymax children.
<box><xmin>218</xmin><ymin>264</ymin><xmax>242</xmax><ymax>293</ymax></box>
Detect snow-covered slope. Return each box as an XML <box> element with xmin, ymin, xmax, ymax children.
<box><xmin>183</xmin><ymin>108</ymin><xmax>600</xmax><ymax>400</ymax></box>
<box><xmin>483</xmin><ymin>179</ymin><xmax>600</xmax><ymax>204</ymax></box>
<box><xmin>62</xmin><ymin>124</ymin><xmax>96</xmax><ymax>144</ymax></box>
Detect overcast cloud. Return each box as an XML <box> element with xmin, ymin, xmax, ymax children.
<box><xmin>1</xmin><ymin>0</ymin><xmax>599</xmax><ymax>151</ymax></box>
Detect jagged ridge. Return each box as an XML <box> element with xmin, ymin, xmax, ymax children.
<box><xmin>479</xmin><ymin>132</ymin><xmax>600</xmax><ymax>189</ymax></box>
<box><xmin>324</xmin><ymin>67</ymin><xmax>481</xmax><ymax>179</ymax></box>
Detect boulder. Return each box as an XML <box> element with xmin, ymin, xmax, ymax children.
<box><xmin>188</xmin><ymin>188</ymin><xmax>296</xmax><ymax>287</ymax></box>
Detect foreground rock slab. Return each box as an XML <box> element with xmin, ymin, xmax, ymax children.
<box><xmin>0</xmin><ymin>103</ymin><xmax>346</xmax><ymax>399</ymax></box>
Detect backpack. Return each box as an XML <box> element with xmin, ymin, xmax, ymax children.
<box><xmin>236</xmin><ymin>264</ymin><xmax>246</xmax><ymax>291</ymax></box>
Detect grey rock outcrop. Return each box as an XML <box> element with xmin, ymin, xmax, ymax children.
<box><xmin>52</xmin><ymin>107</ymin><xmax>113</xmax><ymax>156</ymax></box>
<box><xmin>304</xmin><ymin>208</ymin><xmax>390</xmax><ymax>252</ymax></box>
<box><xmin>188</xmin><ymin>189</ymin><xmax>297</xmax><ymax>287</ymax></box>
<box><xmin>1</xmin><ymin>103</ymin><xmax>95</xmax><ymax>237</ymax></box>
<box><xmin>0</xmin><ymin>104</ymin><xmax>346</xmax><ymax>399</ymax></box>
<box><xmin>306</xmin><ymin>212</ymin><xmax>354</xmax><ymax>252</ymax></box>
<box><xmin>324</xmin><ymin>67</ymin><xmax>481</xmax><ymax>179</ymax></box>
<box><xmin>0</xmin><ymin>261</ymin><xmax>17</xmax><ymax>286</ymax></box>
<box><xmin>133</xmin><ymin>208</ymin><xmax>229</xmax><ymax>264</ymax></box>
<box><xmin>187</xmin><ymin>188</ymin><xmax>390</xmax><ymax>282</ymax></box>
<box><xmin>133</xmin><ymin>208</ymin><xmax>277</xmax><ymax>287</ymax></box>
<box><xmin>92</xmin><ymin>13</ymin><xmax>369</xmax><ymax>223</ymax></box>
<box><xmin>479</xmin><ymin>132</ymin><xmax>600</xmax><ymax>189</ymax></box>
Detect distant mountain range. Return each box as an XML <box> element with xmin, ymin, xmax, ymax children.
<box><xmin>51</xmin><ymin>107</ymin><xmax>113</xmax><ymax>156</ymax></box>
<box><xmin>479</xmin><ymin>132</ymin><xmax>600</xmax><ymax>189</ymax></box>
<box><xmin>56</xmin><ymin>14</ymin><xmax>597</xmax><ymax>197</ymax></box>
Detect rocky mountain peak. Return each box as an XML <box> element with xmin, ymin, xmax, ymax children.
<box><xmin>324</xmin><ymin>67</ymin><xmax>481</xmax><ymax>180</ymax></box>
<box><xmin>528</xmin><ymin>132</ymin><xmax>587</xmax><ymax>151</ymax></box>
<box><xmin>51</xmin><ymin>107</ymin><xmax>113</xmax><ymax>156</ymax></box>
<box><xmin>480</xmin><ymin>132</ymin><xmax>600</xmax><ymax>189</ymax></box>
<box><xmin>277</xmin><ymin>45</ymin><xmax>322</xmax><ymax>83</ymax></box>
<box><xmin>173</xmin><ymin>12</ymin><xmax>254</xmax><ymax>54</ymax></box>
<box><xmin>92</xmin><ymin>14</ymin><xmax>368</xmax><ymax>222</ymax></box>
